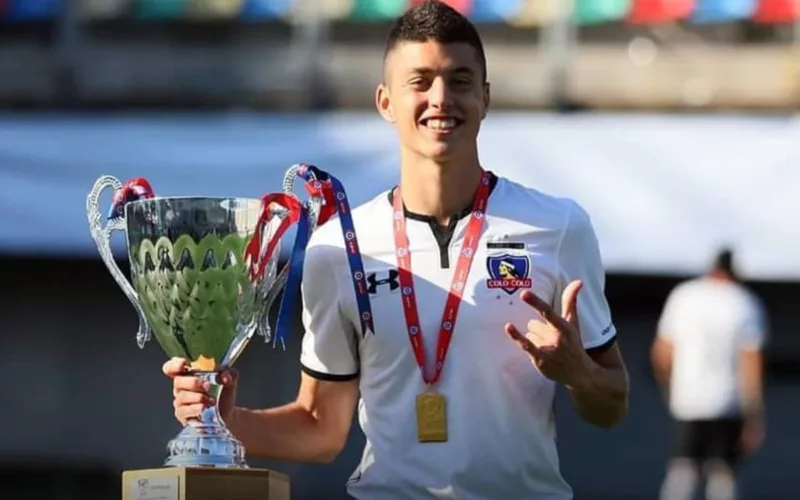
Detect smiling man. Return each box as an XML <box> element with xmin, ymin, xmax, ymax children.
<box><xmin>165</xmin><ymin>2</ymin><xmax>629</xmax><ymax>499</ymax></box>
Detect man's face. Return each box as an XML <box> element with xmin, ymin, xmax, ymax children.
<box><xmin>376</xmin><ymin>40</ymin><xmax>490</xmax><ymax>162</ymax></box>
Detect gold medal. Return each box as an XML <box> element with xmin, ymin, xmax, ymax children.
<box><xmin>416</xmin><ymin>390</ymin><xmax>447</xmax><ymax>443</ymax></box>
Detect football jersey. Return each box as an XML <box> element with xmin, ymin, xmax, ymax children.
<box><xmin>656</xmin><ymin>277</ymin><xmax>768</xmax><ymax>421</ymax></box>
<box><xmin>299</xmin><ymin>174</ymin><xmax>617</xmax><ymax>500</ymax></box>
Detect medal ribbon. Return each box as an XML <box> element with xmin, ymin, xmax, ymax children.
<box><xmin>392</xmin><ymin>170</ymin><xmax>492</xmax><ymax>386</ymax></box>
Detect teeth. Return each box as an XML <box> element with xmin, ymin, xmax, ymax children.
<box><xmin>425</xmin><ymin>118</ymin><xmax>457</xmax><ymax>130</ymax></box>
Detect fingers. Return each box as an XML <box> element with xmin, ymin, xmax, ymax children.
<box><xmin>560</xmin><ymin>280</ymin><xmax>583</xmax><ymax>327</ymax></box>
<box><xmin>173</xmin><ymin>375</ymin><xmax>210</xmax><ymax>394</ymax></box>
<box><xmin>173</xmin><ymin>388</ymin><xmax>215</xmax><ymax>408</ymax></box>
<box><xmin>520</xmin><ymin>289</ymin><xmax>563</xmax><ymax>326</ymax></box>
<box><xmin>520</xmin><ymin>282</ymin><xmax>583</xmax><ymax>331</ymax></box>
<box><xmin>505</xmin><ymin>323</ymin><xmax>538</xmax><ymax>355</ymax></box>
<box><xmin>175</xmin><ymin>404</ymin><xmax>205</xmax><ymax>425</ymax></box>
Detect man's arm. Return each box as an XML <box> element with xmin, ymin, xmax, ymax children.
<box><xmin>738</xmin><ymin>347</ymin><xmax>766</xmax><ymax>454</ymax></box>
<box><xmin>507</xmin><ymin>281</ymin><xmax>629</xmax><ymax>430</ymax></box>
<box><xmin>739</xmin><ymin>348</ymin><xmax>764</xmax><ymax>421</ymax></box>
<box><xmin>229</xmin><ymin>374</ymin><xmax>359</xmax><ymax>464</ymax></box>
<box><xmin>567</xmin><ymin>343</ymin><xmax>629</xmax><ymax>429</ymax></box>
<box><xmin>650</xmin><ymin>337</ymin><xmax>673</xmax><ymax>402</ymax></box>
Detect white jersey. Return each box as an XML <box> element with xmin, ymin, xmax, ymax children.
<box><xmin>299</xmin><ymin>174</ymin><xmax>617</xmax><ymax>500</ymax></box>
<box><xmin>656</xmin><ymin>277</ymin><xmax>768</xmax><ymax>421</ymax></box>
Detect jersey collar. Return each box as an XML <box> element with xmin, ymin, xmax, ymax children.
<box><xmin>386</xmin><ymin>171</ymin><xmax>499</xmax><ymax>224</ymax></box>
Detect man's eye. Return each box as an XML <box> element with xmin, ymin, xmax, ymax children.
<box><xmin>410</xmin><ymin>79</ymin><xmax>430</xmax><ymax>89</ymax></box>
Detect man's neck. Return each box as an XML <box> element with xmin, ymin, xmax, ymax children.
<box><xmin>398</xmin><ymin>157</ymin><xmax>483</xmax><ymax>226</ymax></box>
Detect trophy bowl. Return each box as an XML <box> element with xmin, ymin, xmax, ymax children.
<box><xmin>87</xmin><ymin>168</ymin><xmax>321</xmax><ymax>468</ymax></box>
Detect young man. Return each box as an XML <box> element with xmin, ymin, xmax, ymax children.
<box><xmin>166</xmin><ymin>2</ymin><xmax>629</xmax><ymax>498</ymax></box>
<box><xmin>652</xmin><ymin>249</ymin><xmax>767</xmax><ymax>500</ymax></box>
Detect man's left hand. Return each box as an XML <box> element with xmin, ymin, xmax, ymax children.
<box><xmin>504</xmin><ymin>280</ymin><xmax>592</xmax><ymax>387</ymax></box>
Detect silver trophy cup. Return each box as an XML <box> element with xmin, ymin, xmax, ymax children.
<box><xmin>86</xmin><ymin>166</ymin><xmax>321</xmax><ymax>468</ymax></box>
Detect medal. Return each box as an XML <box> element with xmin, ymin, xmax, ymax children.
<box><xmin>392</xmin><ymin>170</ymin><xmax>492</xmax><ymax>443</ymax></box>
<box><xmin>416</xmin><ymin>390</ymin><xmax>448</xmax><ymax>442</ymax></box>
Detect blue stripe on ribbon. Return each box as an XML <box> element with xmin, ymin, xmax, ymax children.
<box><xmin>298</xmin><ymin>165</ymin><xmax>374</xmax><ymax>337</ymax></box>
<box><xmin>274</xmin><ymin>203</ymin><xmax>311</xmax><ymax>349</ymax></box>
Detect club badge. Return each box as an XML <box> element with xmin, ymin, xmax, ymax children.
<box><xmin>486</xmin><ymin>253</ymin><xmax>533</xmax><ymax>295</ymax></box>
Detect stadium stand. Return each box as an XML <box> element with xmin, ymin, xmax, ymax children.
<box><xmin>240</xmin><ymin>0</ymin><xmax>294</xmax><ymax>21</ymax></box>
<box><xmin>77</xmin><ymin>0</ymin><xmax>130</xmax><ymax>20</ymax></box>
<box><xmin>289</xmin><ymin>0</ymin><xmax>354</xmax><ymax>21</ymax></box>
<box><xmin>510</xmin><ymin>0</ymin><xmax>564</xmax><ymax>27</ymax></box>
<box><xmin>4</xmin><ymin>0</ymin><xmax>800</xmax><ymax>25</ymax></box>
<box><xmin>468</xmin><ymin>0</ymin><xmax>524</xmax><ymax>23</ymax></box>
<box><xmin>185</xmin><ymin>0</ymin><xmax>244</xmax><ymax>19</ymax></box>
<box><xmin>132</xmin><ymin>0</ymin><xmax>186</xmax><ymax>20</ymax></box>
<box><xmin>690</xmin><ymin>0</ymin><xmax>758</xmax><ymax>23</ymax></box>
<box><xmin>1</xmin><ymin>0</ymin><xmax>798</xmax><ymax>111</ymax></box>
<box><xmin>351</xmin><ymin>0</ymin><xmax>407</xmax><ymax>21</ymax></box>
<box><xmin>753</xmin><ymin>0</ymin><xmax>800</xmax><ymax>23</ymax></box>
<box><xmin>4</xmin><ymin>0</ymin><xmax>62</xmax><ymax>21</ymax></box>
<box><xmin>627</xmin><ymin>0</ymin><xmax>696</xmax><ymax>24</ymax></box>
<box><xmin>410</xmin><ymin>0</ymin><xmax>471</xmax><ymax>15</ymax></box>
<box><xmin>573</xmin><ymin>0</ymin><xmax>631</xmax><ymax>25</ymax></box>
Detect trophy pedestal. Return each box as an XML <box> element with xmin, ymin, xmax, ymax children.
<box><xmin>122</xmin><ymin>467</ymin><xmax>290</xmax><ymax>500</ymax></box>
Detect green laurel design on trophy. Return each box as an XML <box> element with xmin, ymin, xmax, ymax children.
<box><xmin>130</xmin><ymin>233</ymin><xmax>259</xmax><ymax>369</ymax></box>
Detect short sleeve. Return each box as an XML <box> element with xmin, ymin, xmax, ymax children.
<box><xmin>738</xmin><ymin>292</ymin><xmax>768</xmax><ymax>350</ymax></box>
<box><xmin>299</xmin><ymin>241</ymin><xmax>360</xmax><ymax>381</ymax></box>
<box><xmin>555</xmin><ymin>202</ymin><xmax>617</xmax><ymax>350</ymax></box>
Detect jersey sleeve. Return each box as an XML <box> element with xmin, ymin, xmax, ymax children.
<box><xmin>738</xmin><ymin>292</ymin><xmax>769</xmax><ymax>350</ymax></box>
<box><xmin>555</xmin><ymin>201</ymin><xmax>617</xmax><ymax>350</ymax></box>
<box><xmin>298</xmin><ymin>240</ymin><xmax>360</xmax><ymax>381</ymax></box>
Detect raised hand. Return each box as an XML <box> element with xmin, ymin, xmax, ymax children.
<box><xmin>504</xmin><ymin>280</ymin><xmax>591</xmax><ymax>387</ymax></box>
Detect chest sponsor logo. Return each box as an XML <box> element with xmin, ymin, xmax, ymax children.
<box><xmin>366</xmin><ymin>269</ymin><xmax>400</xmax><ymax>295</ymax></box>
<box><xmin>486</xmin><ymin>253</ymin><xmax>532</xmax><ymax>295</ymax></box>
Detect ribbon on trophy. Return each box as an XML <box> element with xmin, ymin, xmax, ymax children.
<box><xmin>295</xmin><ymin>164</ymin><xmax>374</xmax><ymax>338</ymax></box>
<box><xmin>107</xmin><ymin>177</ymin><xmax>155</xmax><ymax>220</ymax></box>
<box><xmin>245</xmin><ymin>164</ymin><xmax>374</xmax><ymax>350</ymax></box>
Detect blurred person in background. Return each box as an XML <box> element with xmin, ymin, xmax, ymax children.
<box><xmin>164</xmin><ymin>2</ymin><xmax>629</xmax><ymax>499</ymax></box>
<box><xmin>651</xmin><ymin>248</ymin><xmax>768</xmax><ymax>500</ymax></box>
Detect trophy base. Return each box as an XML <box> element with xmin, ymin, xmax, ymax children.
<box><xmin>122</xmin><ymin>467</ymin><xmax>290</xmax><ymax>500</ymax></box>
<box><xmin>165</xmin><ymin>421</ymin><xmax>247</xmax><ymax>468</ymax></box>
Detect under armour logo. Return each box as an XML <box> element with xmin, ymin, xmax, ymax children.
<box><xmin>366</xmin><ymin>269</ymin><xmax>400</xmax><ymax>295</ymax></box>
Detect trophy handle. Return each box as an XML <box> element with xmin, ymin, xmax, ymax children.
<box><xmin>86</xmin><ymin>175</ymin><xmax>152</xmax><ymax>348</ymax></box>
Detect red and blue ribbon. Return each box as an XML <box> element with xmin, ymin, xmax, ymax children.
<box><xmin>107</xmin><ymin>177</ymin><xmax>155</xmax><ymax>220</ymax></box>
<box><xmin>295</xmin><ymin>164</ymin><xmax>374</xmax><ymax>338</ymax></box>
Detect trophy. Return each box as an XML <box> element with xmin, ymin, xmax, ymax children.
<box><xmin>86</xmin><ymin>165</ymin><xmax>326</xmax><ymax>471</ymax></box>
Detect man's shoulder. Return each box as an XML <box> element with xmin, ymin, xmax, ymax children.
<box><xmin>494</xmin><ymin>175</ymin><xmax>593</xmax><ymax>234</ymax></box>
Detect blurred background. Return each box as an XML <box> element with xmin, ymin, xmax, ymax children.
<box><xmin>1</xmin><ymin>0</ymin><xmax>799</xmax><ymax>499</ymax></box>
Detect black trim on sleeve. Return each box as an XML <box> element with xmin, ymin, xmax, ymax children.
<box><xmin>585</xmin><ymin>334</ymin><xmax>617</xmax><ymax>355</ymax></box>
<box><xmin>300</xmin><ymin>364</ymin><xmax>359</xmax><ymax>382</ymax></box>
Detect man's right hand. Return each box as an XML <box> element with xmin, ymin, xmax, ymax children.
<box><xmin>162</xmin><ymin>357</ymin><xmax>239</xmax><ymax>426</ymax></box>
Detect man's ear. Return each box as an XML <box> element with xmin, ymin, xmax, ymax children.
<box><xmin>376</xmin><ymin>83</ymin><xmax>395</xmax><ymax>123</ymax></box>
<box><xmin>481</xmin><ymin>81</ymin><xmax>491</xmax><ymax>120</ymax></box>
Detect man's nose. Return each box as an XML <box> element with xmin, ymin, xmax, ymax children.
<box><xmin>427</xmin><ymin>77</ymin><xmax>453</xmax><ymax>109</ymax></box>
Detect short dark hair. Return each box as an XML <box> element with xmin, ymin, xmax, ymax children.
<box><xmin>384</xmin><ymin>1</ymin><xmax>487</xmax><ymax>82</ymax></box>
<box><xmin>712</xmin><ymin>247</ymin><xmax>736</xmax><ymax>276</ymax></box>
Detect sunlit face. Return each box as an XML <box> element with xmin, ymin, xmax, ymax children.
<box><xmin>376</xmin><ymin>40</ymin><xmax>490</xmax><ymax>162</ymax></box>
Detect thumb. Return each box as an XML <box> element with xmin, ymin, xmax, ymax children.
<box><xmin>561</xmin><ymin>280</ymin><xmax>583</xmax><ymax>327</ymax></box>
